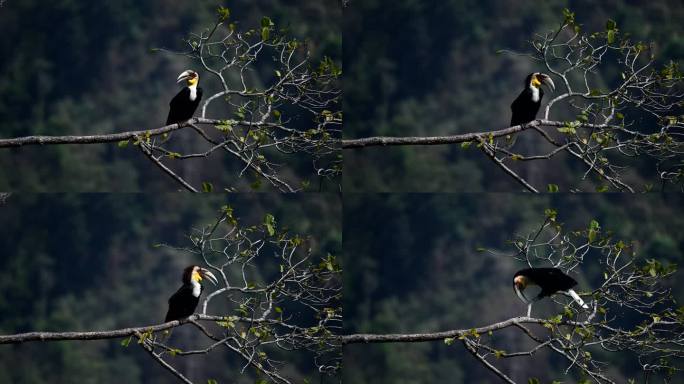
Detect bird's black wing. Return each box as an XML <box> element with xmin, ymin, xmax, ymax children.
<box><xmin>537</xmin><ymin>268</ymin><xmax>578</xmax><ymax>297</ymax></box>
<box><xmin>165</xmin><ymin>284</ymin><xmax>198</xmax><ymax>322</ymax></box>
<box><xmin>510</xmin><ymin>91</ymin><xmax>527</xmax><ymax>126</ymax></box>
<box><xmin>510</xmin><ymin>88</ymin><xmax>542</xmax><ymax>126</ymax></box>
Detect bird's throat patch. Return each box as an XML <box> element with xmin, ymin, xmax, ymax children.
<box><xmin>531</xmin><ymin>76</ymin><xmax>542</xmax><ymax>88</ymax></box>
<box><xmin>192</xmin><ymin>270</ymin><xmax>202</xmax><ymax>282</ymax></box>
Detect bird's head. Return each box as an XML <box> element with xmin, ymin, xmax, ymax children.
<box><xmin>513</xmin><ymin>274</ymin><xmax>529</xmax><ymax>290</ymax></box>
<box><xmin>183</xmin><ymin>265</ymin><xmax>218</xmax><ymax>285</ymax></box>
<box><xmin>527</xmin><ymin>72</ymin><xmax>555</xmax><ymax>92</ymax></box>
<box><xmin>177</xmin><ymin>70</ymin><xmax>199</xmax><ymax>87</ymax></box>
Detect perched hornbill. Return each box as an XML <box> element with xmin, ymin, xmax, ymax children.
<box><xmin>165</xmin><ymin>265</ymin><xmax>218</xmax><ymax>322</ymax></box>
<box><xmin>166</xmin><ymin>69</ymin><xmax>203</xmax><ymax>126</ymax></box>
<box><xmin>513</xmin><ymin>267</ymin><xmax>588</xmax><ymax>317</ymax></box>
<box><xmin>510</xmin><ymin>72</ymin><xmax>555</xmax><ymax>127</ymax></box>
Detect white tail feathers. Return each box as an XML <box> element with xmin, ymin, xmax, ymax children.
<box><xmin>567</xmin><ymin>289</ymin><xmax>589</xmax><ymax>309</ymax></box>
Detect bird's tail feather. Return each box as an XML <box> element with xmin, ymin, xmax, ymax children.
<box><xmin>568</xmin><ymin>289</ymin><xmax>589</xmax><ymax>309</ymax></box>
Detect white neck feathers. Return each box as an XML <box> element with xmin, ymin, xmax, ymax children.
<box><xmin>188</xmin><ymin>84</ymin><xmax>198</xmax><ymax>101</ymax></box>
<box><xmin>191</xmin><ymin>280</ymin><xmax>201</xmax><ymax>297</ymax></box>
<box><xmin>530</xmin><ymin>86</ymin><xmax>540</xmax><ymax>103</ymax></box>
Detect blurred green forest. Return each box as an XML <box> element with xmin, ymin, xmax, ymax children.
<box><xmin>343</xmin><ymin>193</ymin><xmax>684</xmax><ymax>383</ymax></box>
<box><xmin>344</xmin><ymin>0</ymin><xmax>684</xmax><ymax>192</ymax></box>
<box><xmin>0</xmin><ymin>193</ymin><xmax>341</xmax><ymax>383</ymax></box>
<box><xmin>0</xmin><ymin>0</ymin><xmax>341</xmax><ymax>191</ymax></box>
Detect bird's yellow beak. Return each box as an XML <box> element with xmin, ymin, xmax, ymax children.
<box><xmin>176</xmin><ymin>70</ymin><xmax>198</xmax><ymax>86</ymax></box>
<box><xmin>198</xmin><ymin>268</ymin><xmax>218</xmax><ymax>285</ymax></box>
<box><xmin>534</xmin><ymin>73</ymin><xmax>555</xmax><ymax>92</ymax></box>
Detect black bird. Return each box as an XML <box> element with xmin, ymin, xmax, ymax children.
<box><xmin>513</xmin><ymin>267</ymin><xmax>588</xmax><ymax>317</ymax></box>
<box><xmin>165</xmin><ymin>265</ymin><xmax>218</xmax><ymax>322</ymax></box>
<box><xmin>510</xmin><ymin>72</ymin><xmax>555</xmax><ymax>127</ymax></box>
<box><xmin>166</xmin><ymin>69</ymin><xmax>203</xmax><ymax>126</ymax></box>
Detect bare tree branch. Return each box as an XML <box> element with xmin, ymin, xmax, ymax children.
<box><xmin>139</xmin><ymin>141</ymin><xmax>200</xmax><ymax>192</ymax></box>
<box><xmin>0</xmin><ymin>315</ymin><xmax>212</xmax><ymax>344</ymax></box>
<box><xmin>340</xmin><ymin>316</ymin><xmax>568</xmax><ymax>344</ymax></box>
<box><xmin>342</xmin><ymin>121</ymin><xmax>547</xmax><ymax>148</ymax></box>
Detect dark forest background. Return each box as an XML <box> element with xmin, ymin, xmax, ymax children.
<box><xmin>343</xmin><ymin>193</ymin><xmax>684</xmax><ymax>383</ymax></box>
<box><xmin>0</xmin><ymin>193</ymin><xmax>341</xmax><ymax>384</ymax></box>
<box><xmin>344</xmin><ymin>0</ymin><xmax>684</xmax><ymax>192</ymax></box>
<box><xmin>0</xmin><ymin>0</ymin><xmax>341</xmax><ymax>191</ymax></box>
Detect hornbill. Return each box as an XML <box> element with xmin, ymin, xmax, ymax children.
<box><xmin>165</xmin><ymin>70</ymin><xmax>203</xmax><ymax>127</ymax></box>
<box><xmin>510</xmin><ymin>72</ymin><xmax>555</xmax><ymax>127</ymax></box>
<box><xmin>165</xmin><ymin>265</ymin><xmax>218</xmax><ymax>322</ymax></box>
<box><xmin>513</xmin><ymin>267</ymin><xmax>588</xmax><ymax>317</ymax></box>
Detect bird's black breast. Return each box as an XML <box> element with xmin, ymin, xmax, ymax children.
<box><xmin>165</xmin><ymin>284</ymin><xmax>202</xmax><ymax>322</ymax></box>
<box><xmin>510</xmin><ymin>88</ymin><xmax>544</xmax><ymax>126</ymax></box>
<box><xmin>165</xmin><ymin>87</ymin><xmax>204</xmax><ymax>125</ymax></box>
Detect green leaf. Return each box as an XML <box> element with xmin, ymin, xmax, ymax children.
<box><xmin>264</xmin><ymin>214</ymin><xmax>276</xmax><ymax>236</ymax></box>
<box><xmin>562</xmin><ymin>8</ymin><xmax>575</xmax><ymax>25</ymax></box>
<box><xmin>121</xmin><ymin>336</ymin><xmax>132</xmax><ymax>347</ymax></box>
<box><xmin>547</xmin><ymin>184</ymin><xmax>559</xmax><ymax>193</ymax></box>
<box><xmin>217</xmin><ymin>6</ymin><xmax>230</xmax><ymax>21</ymax></box>
<box><xmin>207</xmin><ymin>380</ymin><xmax>218</xmax><ymax>384</ymax></box>
<box><xmin>544</xmin><ymin>208</ymin><xmax>557</xmax><ymax>221</ymax></box>
<box><xmin>261</xmin><ymin>16</ymin><xmax>274</xmax><ymax>28</ymax></box>
<box><xmin>202</xmin><ymin>182</ymin><xmax>213</xmax><ymax>193</ymax></box>
<box><xmin>606</xmin><ymin>19</ymin><xmax>617</xmax><ymax>31</ymax></box>
<box><xmin>588</xmin><ymin>219</ymin><xmax>600</xmax><ymax>243</ymax></box>
<box><xmin>557</xmin><ymin>126</ymin><xmax>577</xmax><ymax>134</ymax></box>
<box><xmin>607</xmin><ymin>29</ymin><xmax>616</xmax><ymax>44</ymax></box>
<box><xmin>596</xmin><ymin>185</ymin><xmax>609</xmax><ymax>193</ymax></box>
<box><xmin>117</xmin><ymin>140</ymin><xmax>130</xmax><ymax>148</ymax></box>
<box><xmin>216</xmin><ymin>121</ymin><xmax>233</xmax><ymax>132</ymax></box>
<box><xmin>444</xmin><ymin>337</ymin><xmax>455</xmax><ymax>346</ymax></box>
<box><xmin>261</xmin><ymin>27</ymin><xmax>270</xmax><ymax>41</ymax></box>
<box><xmin>460</xmin><ymin>141</ymin><xmax>472</xmax><ymax>149</ymax></box>
<box><xmin>236</xmin><ymin>107</ymin><xmax>246</xmax><ymax>120</ymax></box>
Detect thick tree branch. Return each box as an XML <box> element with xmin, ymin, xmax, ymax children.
<box><xmin>0</xmin><ymin>314</ymin><xmax>225</xmax><ymax>344</ymax></box>
<box><xmin>0</xmin><ymin>118</ymin><xmax>222</xmax><ymax>148</ymax></box>
<box><xmin>342</xmin><ymin>120</ymin><xmax>613</xmax><ymax>149</ymax></box>
<box><xmin>339</xmin><ymin>316</ymin><xmax>556</xmax><ymax>345</ymax></box>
